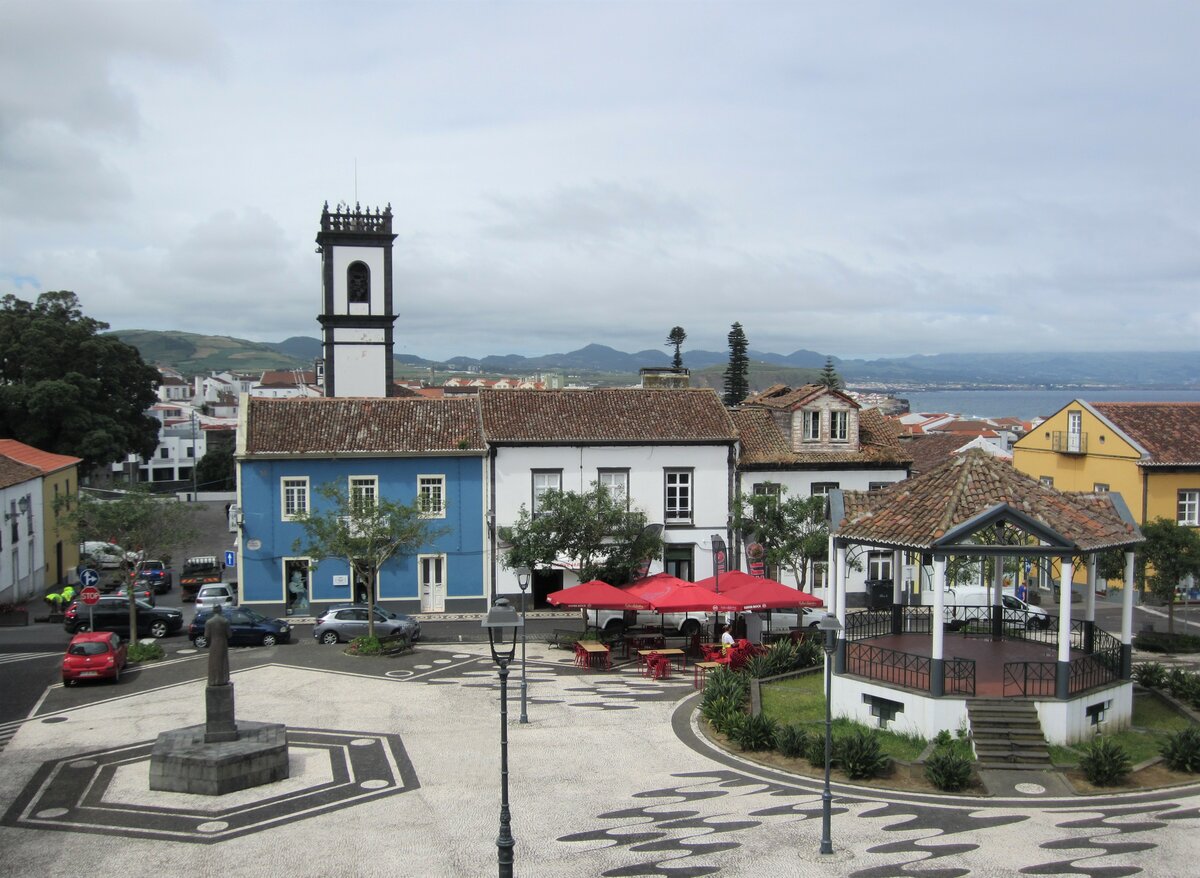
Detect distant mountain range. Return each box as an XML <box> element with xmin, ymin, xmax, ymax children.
<box><xmin>108</xmin><ymin>330</ymin><xmax>1198</xmax><ymax>390</ymax></box>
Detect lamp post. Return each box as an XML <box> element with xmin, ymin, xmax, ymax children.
<box><xmin>516</xmin><ymin>566</ymin><xmax>531</xmax><ymax>724</ymax></box>
<box><xmin>482</xmin><ymin>598</ymin><xmax>524</xmax><ymax>878</ymax></box>
<box><xmin>817</xmin><ymin>612</ymin><xmax>843</xmax><ymax>856</ymax></box>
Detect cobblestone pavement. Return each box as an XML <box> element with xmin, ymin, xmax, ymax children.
<box><xmin>1</xmin><ymin>642</ymin><xmax>1198</xmax><ymax>877</ymax></box>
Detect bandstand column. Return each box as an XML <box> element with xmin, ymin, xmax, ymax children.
<box><xmin>991</xmin><ymin>554</ymin><xmax>1005</xmax><ymax>641</ymax></box>
<box><xmin>931</xmin><ymin>555</ymin><xmax>946</xmax><ymax>697</ymax></box>
<box><xmin>835</xmin><ymin>544</ymin><xmax>848</xmax><ymax>674</ymax></box>
<box><xmin>1084</xmin><ymin>555</ymin><xmax>1097</xmax><ymax>653</ymax></box>
<box><xmin>1056</xmin><ymin>555</ymin><xmax>1073</xmax><ymax>699</ymax></box>
<box><xmin>1120</xmin><ymin>551</ymin><xmax>1136</xmax><ymax>678</ymax></box>
<box><xmin>891</xmin><ymin>549</ymin><xmax>904</xmax><ymax>635</ymax></box>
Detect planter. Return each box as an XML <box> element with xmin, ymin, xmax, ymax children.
<box><xmin>0</xmin><ymin>610</ymin><xmax>30</xmax><ymax>627</ymax></box>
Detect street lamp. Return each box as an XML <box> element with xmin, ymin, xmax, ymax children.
<box><xmin>482</xmin><ymin>597</ymin><xmax>524</xmax><ymax>878</ymax></box>
<box><xmin>817</xmin><ymin>612</ymin><xmax>843</xmax><ymax>856</ymax></box>
<box><xmin>516</xmin><ymin>567</ymin><xmax>531</xmax><ymax>724</ymax></box>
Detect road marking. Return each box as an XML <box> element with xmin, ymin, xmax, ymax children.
<box><xmin>1138</xmin><ymin>605</ymin><xmax>1200</xmax><ymax>631</ymax></box>
<box><xmin>0</xmin><ymin>651</ymin><xmax>60</xmax><ymax>666</ymax></box>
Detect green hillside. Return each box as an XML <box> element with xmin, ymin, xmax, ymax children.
<box><xmin>108</xmin><ymin>330</ymin><xmax>308</xmax><ymax>376</ymax></box>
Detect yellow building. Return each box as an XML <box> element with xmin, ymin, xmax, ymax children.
<box><xmin>1013</xmin><ymin>401</ymin><xmax>1200</xmax><ymax>589</ymax></box>
<box><xmin>0</xmin><ymin>440</ymin><xmax>83</xmax><ymax>587</ymax></box>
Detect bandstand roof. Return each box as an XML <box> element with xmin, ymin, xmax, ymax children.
<box><xmin>831</xmin><ymin>449</ymin><xmax>1143</xmax><ymax>556</ymax></box>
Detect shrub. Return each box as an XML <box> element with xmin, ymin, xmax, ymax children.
<box><xmin>1165</xmin><ymin>667</ymin><xmax>1200</xmax><ymax>701</ymax></box>
<box><xmin>774</xmin><ymin>723</ymin><xmax>810</xmax><ymax>758</ymax></box>
<box><xmin>1159</xmin><ymin>726</ymin><xmax>1200</xmax><ymax>773</ymax></box>
<box><xmin>934</xmin><ymin>729</ymin><xmax>954</xmax><ymax>748</ymax></box>
<box><xmin>1133</xmin><ymin>662</ymin><xmax>1168</xmax><ymax>690</ymax></box>
<box><xmin>1134</xmin><ymin>631</ymin><xmax>1200</xmax><ymax>654</ymax></box>
<box><xmin>742</xmin><ymin>655</ymin><xmax>773</xmax><ymax>679</ymax></box>
<box><xmin>759</xmin><ymin>640</ymin><xmax>799</xmax><ymax>677</ymax></box>
<box><xmin>349</xmin><ymin>635</ymin><xmax>384</xmax><ymax>656</ymax></box>
<box><xmin>727</xmin><ymin>712</ymin><xmax>779</xmax><ymax>751</ymax></box>
<box><xmin>794</xmin><ymin>638</ymin><xmax>823</xmax><ymax>669</ymax></box>
<box><xmin>924</xmin><ymin>748</ymin><xmax>973</xmax><ymax>791</ymax></box>
<box><xmin>127</xmin><ymin>640</ymin><xmax>165</xmax><ymax>663</ymax></box>
<box><xmin>701</xmin><ymin>694</ymin><xmax>745</xmax><ymax>734</ymax></box>
<box><xmin>1079</xmin><ymin>736</ymin><xmax>1132</xmax><ymax>786</ymax></box>
<box><xmin>702</xmin><ymin>666</ymin><xmax>749</xmax><ymax>706</ymax></box>
<box><xmin>806</xmin><ymin>731</ymin><xmax>833</xmax><ymax>768</ymax></box>
<box><xmin>839</xmin><ymin>728</ymin><xmax>889</xmax><ymax>780</ymax></box>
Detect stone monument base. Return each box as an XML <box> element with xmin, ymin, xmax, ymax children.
<box><xmin>149</xmin><ymin>721</ymin><xmax>289</xmax><ymax>796</ymax></box>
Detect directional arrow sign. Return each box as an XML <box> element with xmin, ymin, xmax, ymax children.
<box><xmin>79</xmin><ymin>568</ymin><xmax>100</xmax><ymax>588</ymax></box>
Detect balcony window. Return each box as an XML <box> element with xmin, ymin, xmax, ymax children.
<box><xmin>830</xmin><ymin>410</ymin><xmax>849</xmax><ymax>442</ymax></box>
<box><xmin>532</xmin><ymin>470</ymin><xmax>562</xmax><ymax>515</ymax></box>
<box><xmin>418</xmin><ymin>475</ymin><xmax>446</xmax><ymax>518</ymax></box>
<box><xmin>664</xmin><ymin>469</ymin><xmax>693</xmax><ymax>523</ymax></box>
<box><xmin>802</xmin><ymin>410</ymin><xmax>821</xmax><ymax>441</ymax></box>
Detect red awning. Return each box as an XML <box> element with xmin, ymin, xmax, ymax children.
<box><xmin>649</xmin><ymin>582</ymin><xmax>743</xmax><ymax>613</ymax></box>
<box><xmin>546</xmin><ymin>580</ymin><xmax>652</xmax><ymax>610</ymax></box>
<box><xmin>717</xmin><ymin>576</ymin><xmax>824</xmax><ymax>611</ymax></box>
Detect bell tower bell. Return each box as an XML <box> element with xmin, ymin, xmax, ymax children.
<box><xmin>315</xmin><ymin>201</ymin><xmax>398</xmax><ymax>397</ymax></box>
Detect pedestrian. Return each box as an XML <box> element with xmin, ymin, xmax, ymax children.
<box><xmin>720</xmin><ymin>624</ymin><xmax>735</xmax><ymax>653</ymax></box>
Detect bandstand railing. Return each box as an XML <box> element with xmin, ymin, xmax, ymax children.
<box><xmin>845</xmin><ymin>641</ymin><xmax>930</xmax><ymax>691</ymax></box>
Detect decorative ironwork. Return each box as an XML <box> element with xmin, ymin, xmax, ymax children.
<box><xmin>945</xmin><ymin>656</ymin><xmax>976</xmax><ymax>696</ymax></box>
<box><xmin>1003</xmin><ymin>661</ymin><xmax>1056</xmax><ymax>697</ymax></box>
<box><xmin>320</xmin><ymin>201</ymin><xmax>393</xmax><ymax>233</ymax></box>
<box><xmin>846</xmin><ymin>642</ymin><xmax>930</xmax><ymax>691</ymax></box>
<box><xmin>844</xmin><ymin>609</ymin><xmax>892</xmax><ymax>640</ymax></box>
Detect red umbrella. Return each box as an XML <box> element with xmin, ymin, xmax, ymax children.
<box><xmin>720</xmin><ymin>577</ymin><xmax>824</xmax><ymax>611</ymax></box>
<box><xmin>547</xmin><ymin>580</ymin><xmax>651</xmax><ymax>610</ymax></box>
<box><xmin>693</xmin><ymin>569</ymin><xmax>763</xmax><ymax>592</ymax></box>
<box><xmin>623</xmin><ymin>572</ymin><xmax>693</xmax><ymax>603</ymax></box>
<box><xmin>650</xmin><ymin>583</ymin><xmax>743</xmax><ymax>613</ymax></box>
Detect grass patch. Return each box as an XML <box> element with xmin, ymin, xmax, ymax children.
<box><xmin>1134</xmin><ymin>692</ymin><xmax>1194</xmax><ymax>732</ymax></box>
<box><xmin>760</xmin><ymin>672</ymin><xmax>926</xmax><ymax>761</ymax></box>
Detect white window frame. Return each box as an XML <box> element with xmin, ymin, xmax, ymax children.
<box><xmin>802</xmin><ymin>410</ymin><xmax>821</xmax><ymax>441</ymax></box>
<box><xmin>349</xmin><ymin>475</ymin><xmax>378</xmax><ymax>510</ymax></box>
<box><xmin>811</xmin><ymin>482</ymin><xmax>839</xmax><ymax>497</ymax></box>
<box><xmin>531</xmin><ymin>470</ymin><xmax>562</xmax><ymax>515</ymax></box>
<box><xmin>867</xmin><ymin>551</ymin><xmax>892</xmax><ymax>581</ymax></box>
<box><xmin>419</xmin><ymin>553</ymin><xmax>448</xmax><ymax>611</ymax></box>
<box><xmin>597</xmin><ymin>469</ymin><xmax>629</xmax><ymax>503</ymax></box>
<box><xmin>281</xmin><ymin>476</ymin><xmax>310</xmax><ymax>520</ymax></box>
<box><xmin>1179</xmin><ymin>490</ymin><xmax>1200</xmax><ymax>526</ymax></box>
<box><xmin>418</xmin><ymin>474</ymin><xmax>446</xmax><ymax>518</ymax></box>
<box><xmin>830</xmin><ymin>410</ymin><xmax>849</xmax><ymax>442</ymax></box>
<box><xmin>664</xmin><ymin>469</ymin><xmax>693</xmax><ymax>524</ymax></box>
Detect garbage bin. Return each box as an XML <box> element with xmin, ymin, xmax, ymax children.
<box><xmin>865</xmin><ymin>580</ymin><xmax>893</xmax><ymax>610</ymax></box>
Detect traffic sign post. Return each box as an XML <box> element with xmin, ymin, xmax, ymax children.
<box><xmin>80</xmin><ymin>584</ymin><xmax>100</xmax><ymax>630</ymax></box>
<box><xmin>224</xmin><ymin>550</ymin><xmax>236</xmax><ymax>568</ymax></box>
<box><xmin>79</xmin><ymin>568</ymin><xmax>100</xmax><ymax>589</ymax></box>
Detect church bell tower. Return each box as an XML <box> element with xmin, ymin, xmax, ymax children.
<box><xmin>315</xmin><ymin>201</ymin><xmax>398</xmax><ymax>397</ymax></box>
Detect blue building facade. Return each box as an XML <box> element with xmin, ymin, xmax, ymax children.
<box><xmin>235</xmin><ymin>396</ymin><xmax>487</xmax><ymax>617</ymax></box>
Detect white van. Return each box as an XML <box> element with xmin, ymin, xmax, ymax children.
<box><xmin>79</xmin><ymin>541</ymin><xmax>126</xmax><ymax>570</ymax></box>
<box><xmin>592</xmin><ymin>608</ymin><xmax>709</xmax><ymax>637</ymax></box>
<box><xmin>945</xmin><ymin>586</ymin><xmax>1050</xmax><ymax>630</ymax></box>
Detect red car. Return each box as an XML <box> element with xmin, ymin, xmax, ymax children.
<box><xmin>62</xmin><ymin>631</ymin><xmax>128</xmax><ymax>686</ymax></box>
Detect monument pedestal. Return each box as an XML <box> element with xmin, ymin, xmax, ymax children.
<box><xmin>149</xmin><ymin>720</ymin><xmax>289</xmax><ymax>796</ymax></box>
<box><xmin>205</xmin><ymin>683</ymin><xmax>239</xmax><ymax>743</ymax></box>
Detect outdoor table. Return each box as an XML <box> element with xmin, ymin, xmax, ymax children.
<box><xmin>693</xmin><ymin>661</ymin><xmax>723</xmax><ymax>689</ymax></box>
<box><xmin>621</xmin><ymin>632</ymin><xmax>665</xmax><ymax>658</ymax></box>
<box><xmin>575</xmin><ymin>640</ymin><xmax>611</xmax><ymax>671</ymax></box>
<box><xmin>637</xmin><ymin>647</ymin><xmax>686</xmax><ymax>673</ymax></box>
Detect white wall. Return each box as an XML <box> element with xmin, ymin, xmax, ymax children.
<box><xmin>1</xmin><ymin>482</ymin><xmax>44</xmax><ymax>603</ymax></box>
<box><xmin>830</xmin><ymin>674</ymin><xmax>968</xmax><ymax>740</ymax></box>
<box><xmin>1035</xmin><ymin>682</ymin><xmax>1133</xmax><ymax>745</ymax></box>
<box><xmin>331</xmin><ymin>245</ymin><xmax>386</xmax><ymax>316</ymax></box>
<box><xmin>493</xmin><ymin>443</ymin><xmax>732</xmax><ymax>596</ymax></box>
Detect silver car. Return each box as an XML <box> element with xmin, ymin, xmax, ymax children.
<box><xmin>194</xmin><ymin>583</ymin><xmax>237</xmax><ymax>611</ymax></box>
<box><xmin>313</xmin><ymin>604</ymin><xmax>421</xmax><ymax>644</ymax></box>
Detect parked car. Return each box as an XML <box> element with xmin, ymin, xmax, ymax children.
<box><xmin>62</xmin><ymin>631</ymin><xmax>128</xmax><ymax>686</ymax></box>
<box><xmin>180</xmin><ymin>556</ymin><xmax>225</xmax><ymax>601</ymax></box>
<box><xmin>945</xmin><ymin>586</ymin><xmax>1051</xmax><ymax>630</ymax></box>
<box><xmin>62</xmin><ymin>595</ymin><xmax>183</xmax><ymax>639</ymax></box>
<box><xmin>133</xmin><ymin>560</ymin><xmax>172</xmax><ymax>594</ymax></box>
<box><xmin>763</xmin><ymin>606</ymin><xmax>828</xmax><ymax>633</ymax></box>
<box><xmin>593</xmin><ymin>608</ymin><xmax>709</xmax><ymax>637</ymax></box>
<box><xmin>313</xmin><ymin>604</ymin><xmax>421</xmax><ymax>644</ymax></box>
<box><xmin>189</xmin><ymin>608</ymin><xmax>291</xmax><ymax>648</ymax></box>
<box><xmin>194</xmin><ymin>583</ymin><xmax>237</xmax><ymax>611</ymax></box>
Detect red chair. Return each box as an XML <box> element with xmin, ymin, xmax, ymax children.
<box><xmin>649</xmin><ymin>654</ymin><xmax>671</xmax><ymax>680</ymax></box>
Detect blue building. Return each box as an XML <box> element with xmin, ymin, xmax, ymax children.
<box><xmin>234</xmin><ymin>396</ymin><xmax>487</xmax><ymax>616</ymax></box>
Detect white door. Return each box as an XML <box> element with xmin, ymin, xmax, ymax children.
<box><xmin>1067</xmin><ymin>411</ymin><xmax>1082</xmax><ymax>453</ymax></box>
<box><xmin>420</xmin><ymin>555</ymin><xmax>446</xmax><ymax>613</ymax></box>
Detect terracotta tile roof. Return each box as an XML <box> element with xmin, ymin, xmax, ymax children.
<box><xmin>479</xmin><ymin>388</ymin><xmax>737</xmax><ymax>444</ymax></box>
<box><xmin>0</xmin><ymin>440</ymin><xmax>82</xmax><ymax>474</ymax></box>
<box><xmin>734</xmin><ymin>406</ymin><xmax>911</xmax><ymax>467</ymax></box>
<box><xmin>0</xmin><ymin>454</ymin><xmax>43</xmax><ymax>489</ymax></box>
<box><xmin>836</xmin><ymin>449</ymin><xmax>1141</xmax><ymax>552</ymax></box>
<box><xmin>901</xmin><ymin>433</ymin><xmax>972</xmax><ymax>477</ymax></box>
<box><xmin>1091</xmin><ymin>402</ymin><xmax>1200</xmax><ymax>466</ymax></box>
<box><xmin>258</xmin><ymin>370</ymin><xmax>317</xmax><ymax>388</ymax></box>
<box><xmin>743</xmin><ymin>383</ymin><xmax>859</xmax><ymax>411</ymax></box>
<box><xmin>243</xmin><ymin>397</ymin><xmax>484</xmax><ymax>455</ymax></box>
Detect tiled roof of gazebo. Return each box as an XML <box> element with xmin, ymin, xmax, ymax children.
<box><xmin>835</xmin><ymin>449</ymin><xmax>1141</xmax><ymax>552</ymax></box>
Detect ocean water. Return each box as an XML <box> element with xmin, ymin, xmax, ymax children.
<box><xmin>897</xmin><ymin>388</ymin><xmax>1200</xmax><ymax>421</ymax></box>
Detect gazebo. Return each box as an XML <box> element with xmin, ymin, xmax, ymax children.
<box><xmin>826</xmin><ymin>450</ymin><xmax>1144</xmax><ymax>745</ymax></box>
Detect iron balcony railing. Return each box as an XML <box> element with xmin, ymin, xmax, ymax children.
<box><xmin>845</xmin><ymin>641</ymin><xmax>931</xmax><ymax>692</ymax></box>
<box><xmin>1051</xmin><ymin>430</ymin><xmax>1088</xmax><ymax>454</ymax></box>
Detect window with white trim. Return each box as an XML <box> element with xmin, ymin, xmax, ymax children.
<box><xmin>830</xmin><ymin>410</ymin><xmax>849</xmax><ymax>442</ymax></box>
<box><xmin>349</xmin><ymin>476</ymin><xmax>378</xmax><ymax>510</ymax></box>
<box><xmin>802</xmin><ymin>410</ymin><xmax>821</xmax><ymax>441</ymax></box>
<box><xmin>1039</xmin><ymin>476</ymin><xmax>1054</xmax><ymax>488</ymax></box>
<box><xmin>664</xmin><ymin>469</ymin><xmax>693</xmax><ymax>523</ymax></box>
<box><xmin>282</xmin><ymin>477</ymin><xmax>309</xmax><ymax>520</ymax></box>
<box><xmin>1179</xmin><ymin>490</ymin><xmax>1200</xmax><ymax>526</ymax></box>
<box><xmin>597</xmin><ymin>469</ymin><xmax>629</xmax><ymax>502</ymax></box>
<box><xmin>811</xmin><ymin>482</ymin><xmax>839</xmax><ymax>497</ymax></box>
<box><xmin>1093</xmin><ymin>483</ymin><xmax>1110</xmax><ymax>493</ymax></box>
<box><xmin>418</xmin><ymin>475</ymin><xmax>446</xmax><ymax>518</ymax></box>
<box><xmin>532</xmin><ymin>470</ymin><xmax>562</xmax><ymax>515</ymax></box>
<box><xmin>867</xmin><ymin>551</ymin><xmax>892</xmax><ymax>581</ymax></box>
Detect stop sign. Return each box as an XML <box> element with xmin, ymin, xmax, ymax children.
<box><xmin>80</xmin><ymin>585</ymin><xmax>101</xmax><ymax>606</ymax></box>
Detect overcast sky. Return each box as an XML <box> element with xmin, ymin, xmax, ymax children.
<box><xmin>3</xmin><ymin>1</ymin><xmax>1198</xmax><ymax>362</ymax></box>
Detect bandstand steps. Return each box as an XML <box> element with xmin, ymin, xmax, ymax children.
<box><xmin>967</xmin><ymin>698</ymin><xmax>1053</xmax><ymax>770</ymax></box>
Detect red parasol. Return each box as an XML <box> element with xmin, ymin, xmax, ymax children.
<box><xmin>649</xmin><ymin>582</ymin><xmax>744</xmax><ymax>613</ymax></box>
<box><xmin>546</xmin><ymin>580</ymin><xmax>652</xmax><ymax>610</ymax></box>
<box><xmin>718</xmin><ymin>576</ymin><xmax>824</xmax><ymax>611</ymax></box>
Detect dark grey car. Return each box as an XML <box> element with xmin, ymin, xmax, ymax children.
<box><xmin>313</xmin><ymin>604</ymin><xmax>421</xmax><ymax>644</ymax></box>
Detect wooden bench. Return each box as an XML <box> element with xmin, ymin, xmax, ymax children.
<box><xmin>547</xmin><ymin>628</ymin><xmax>584</xmax><ymax>649</ymax></box>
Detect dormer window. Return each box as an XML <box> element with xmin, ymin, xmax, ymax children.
<box><xmin>830</xmin><ymin>410</ymin><xmax>849</xmax><ymax>442</ymax></box>
<box><xmin>802</xmin><ymin>410</ymin><xmax>821</xmax><ymax>441</ymax></box>
<box><xmin>347</xmin><ymin>261</ymin><xmax>370</xmax><ymax>304</ymax></box>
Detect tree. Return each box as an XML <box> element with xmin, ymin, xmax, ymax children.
<box><xmin>56</xmin><ymin>487</ymin><xmax>200</xmax><ymax>636</ymax></box>
<box><xmin>723</xmin><ymin>322</ymin><xmax>750</xmax><ymax>406</ymax></box>
<box><xmin>195</xmin><ymin>433</ymin><xmax>236</xmax><ymax>491</ymax></box>
<box><xmin>0</xmin><ymin>292</ymin><xmax>160</xmax><ymax>473</ymax></box>
<box><xmin>499</xmin><ymin>484</ymin><xmax>664</xmax><ymax>585</ymax></box>
<box><xmin>1138</xmin><ymin>518</ymin><xmax>1200</xmax><ymax>635</ymax></box>
<box><xmin>290</xmin><ymin>482</ymin><xmax>449</xmax><ymax>639</ymax></box>
<box><xmin>818</xmin><ymin>356</ymin><xmax>841</xmax><ymax>389</ymax></box>
<box><xmin>735</xmin><ymin>485</ymin><xmax>828</xmax><ymax>589</ymax></box>
<box><xmin>665</xmin><ymin>326</ymin><xmax>687</xmax><ymax>370</ymax></box>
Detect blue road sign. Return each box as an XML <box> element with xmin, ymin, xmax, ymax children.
<box><xmin>224</xmin><ymin>550</ymin><xmax>236</xmax><ymax>568</ymax></box>
<box><xmin>79</xmin><ymin>568</ymin><xmax>100</xmax><ymax>588</ymax></box>
<box><xmin>1023</xmin><ymin>560</ymin><xmax>1032</xmax><ymax>574</ymax></box>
